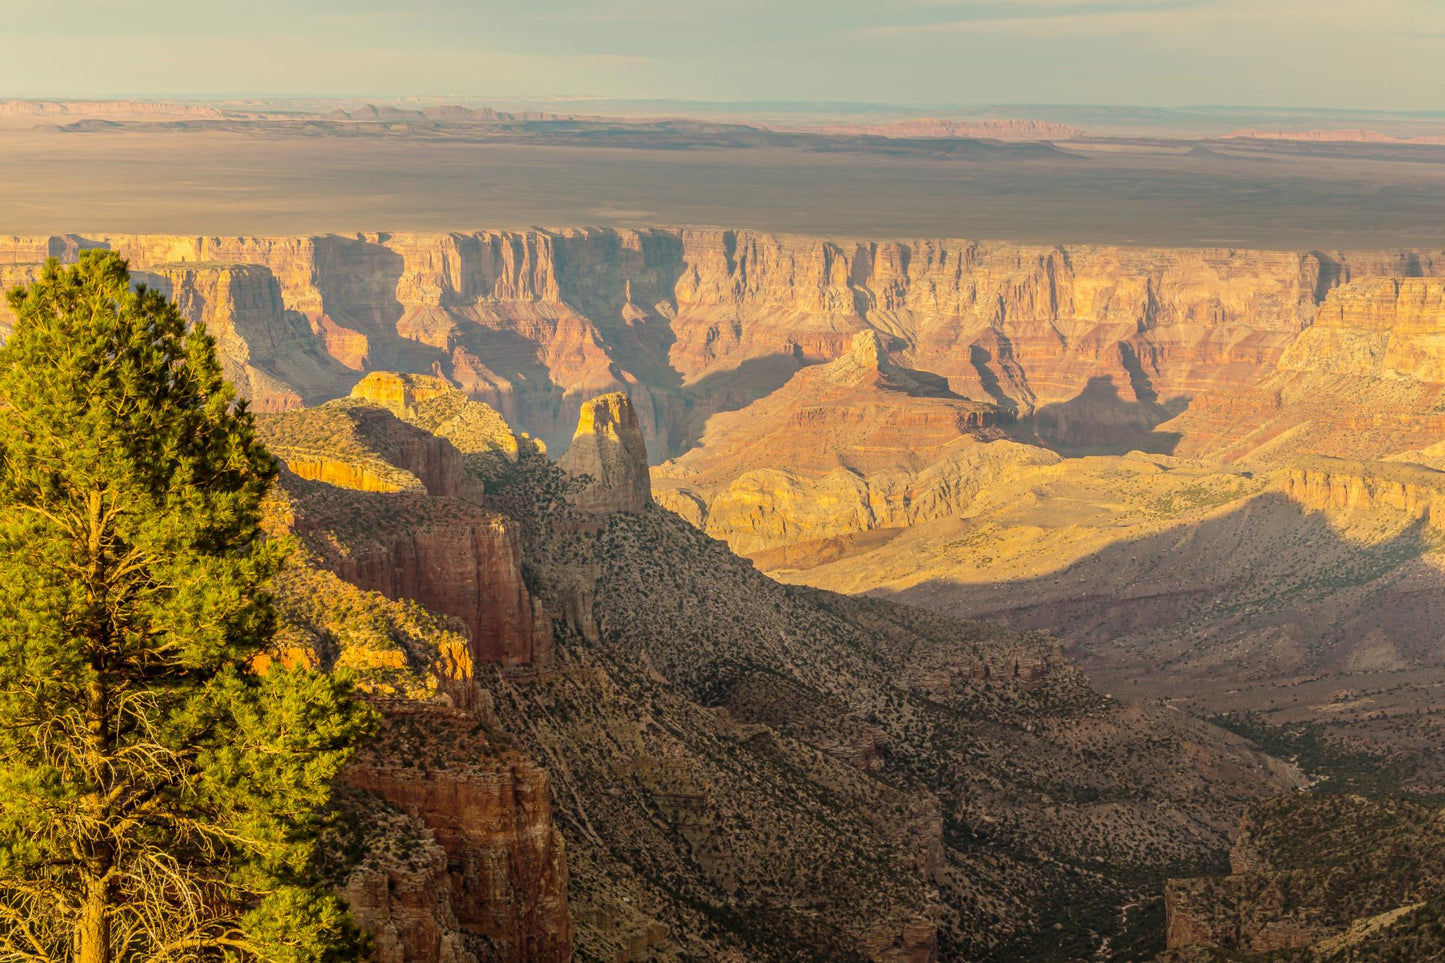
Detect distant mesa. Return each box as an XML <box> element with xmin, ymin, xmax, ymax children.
<box><xmin>803</xmin><ymin>117</ymin><xmax>1085</xmax><ymax>141</ymax></box>
<box><xmin>1225</xmin><ymin>127</ymin><xmax>1445</xmax><ymax>146</ymax></box>
<box><xmin>0</xmin><ymin>99</ymin><xmax>225</xmax><ymax>121</ymax></box>
<box><xmin>323</xmin><ymin>103</ymin><xmax>556</xmax><ymax>124</ymax></box>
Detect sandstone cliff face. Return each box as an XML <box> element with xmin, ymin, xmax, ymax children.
<box><xmin>4</xmin><ymin>231</ymin><xmax>1438</xmax><ymax>457</ymax></box>
<box><xmin>350</xmin><ymin>371</ymin><xmax>532</xmax><ymax>481</ymax></box>
<box><xmin>347</xmin><ymin>736</ymin><xmax>572</xmax><ymax>963</ymax></box>
<box><xmin>663</xmin><ymin>233</ymin><xmax>1433</xmax><ymax>420</ymax></box>
<box><xmin>326</xmin><ymin>512</ymin><xmax>553</xmax><ymax>667</ymax></box>
<box><xmin>257</xmin><ymin>402</ymin><xmax>553</xmax><ymax>668</ymax></box>
<box><xmin>558</xmin><ymin>392</ymin><xmax>653</xmax><ymax>514</ymax></box>
<box><xmin>267</xmin><ymin>513</ymin><xmax>572</xmax><ymax>962</ymax></box>
<box><xmin>334</xmin><ymin>791</ymin><xmax>479</xmax><ymax>963</ymax></box>
<box><xmin>1282</xmin><ymin>456</ymin><xmax>1445</xmax><ymax>533</ymax></box>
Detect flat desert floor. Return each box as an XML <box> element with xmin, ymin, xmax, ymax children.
<box><xmin>7</xmin><ymin>122</ymin><xmax>1445</xmax><ymax>247</ymax></box>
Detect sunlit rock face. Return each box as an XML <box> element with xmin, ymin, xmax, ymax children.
<box><xmin>1170</xmin><ymin>275</ymin><xmax>1445</xmax><ymax>464</ymax></box>
<box><xmin>346</xmin><ymin>737</ymin><xmax>573</xmax><ymax>963</ymax></box>
<box><xmin>255</xmin><ymin>397</ymin><xmax>553</xmax><ymax>668</ymax></box>
<box><xmin>3</xmin><ymin>231</ymin><xmax>1439</xmax><ymax>457</ymax></box>
<box><xmin>557</xmin><ymin>392</ymin><xmax>653</xmax><ymax>515</ymax></box>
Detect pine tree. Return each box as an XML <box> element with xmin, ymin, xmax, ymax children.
<box><xmin>0</xmin><ymin>252</ymin><xmax>372</xmax><ymax>962</ymax></box>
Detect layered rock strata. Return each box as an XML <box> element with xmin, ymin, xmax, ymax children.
<box><xmin>1171</xmin><ymin>276</ymin><xmax>1445</xmax><ymax>463</ymax></box>
<box><xmin>653</xmin><ymin>329</ymin><xmax>1034</xmax><ymax>556</ymax></box>
<box><xmin>4</xmin><ymin>232</ymin><xmax>1440</xmax><ymax>455</ymax></box>
<box><xmin>557</xmin><ymin>392</ymin><xmax>652</xmax><ymax>514</ymax></box>
<box><xmin>347</xmin><ymin>713</ymin><xmax>573</xmax><ymax>963</ymax></box>
<box><xmin>257</xmin><ymin>397</ymin><xmax>552</xmax><ymax>667</ymax></box>
<box><xmin>1283</xmin><ymin>456</ymin><xmax>1445</xmax><ymax>533</ymax></box>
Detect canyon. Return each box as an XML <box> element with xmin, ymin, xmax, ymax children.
<box><xmin>7</xmin><ymin>228</ymin><xmax>1445</xmax><ymax>958</ymax></box>
<box><xmin>8</xmin><ymin>228</ymin><xmax>1445</xmax><ymax>725</ymax></box>
<box><xmin>251</xmin><ymin>382</ymin><xmax>1303</xmax><ymax>961</ymax></box>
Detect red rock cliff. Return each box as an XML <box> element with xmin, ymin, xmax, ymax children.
<box><xmin>326</xmin><ymin>509</ymin><xmax>554</xmax><ymax>667</ymax></box>
<box><xmin>348</xmin><ymin>743</ymin><xmax>573</xmax><ymax>963</ymax></box>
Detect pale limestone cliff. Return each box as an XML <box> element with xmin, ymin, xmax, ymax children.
<box><xmin>350</xmin><ymin>370</ymin><xmax>460</xmax><ymax>414</ymax></box>
<box><xmin>1279</xmin><ymin>277</ymin><xmax>1445</xmax><ymax>381</ymax></box>
<box><xmin>1282</xmin><ymin>455</ymin><xmax>1445</xmax><ymax>533</ymax></box>
<box><xmin>558</xmin><ymin>393</ymin><xmax>653</xmax><ymax>514</ymax></box>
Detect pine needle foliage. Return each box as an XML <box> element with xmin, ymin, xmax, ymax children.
<box><xmin>0</xmin><ymin>253</ymin><xmax>373</xmax><ymax>963</ymax></box>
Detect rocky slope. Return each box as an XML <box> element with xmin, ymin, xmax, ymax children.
<box><xmin>490</xmin><ymin>394</ymin><xmax>1304</xmax><ymax>961</ymax></box>
<box><xmin>255</xmin><ymin>384</ymin><xmax>1306</xmax><ymax>962</ymax></box>
<box><xmin>1159</xmin><ymin>794</ymin><xmax>1445</xmax><ymax>958</ymax></box>
<box><xmin>780</xmin><ymin>451</ymin><xmax>1445</xmax><ymax>696</ymax></box>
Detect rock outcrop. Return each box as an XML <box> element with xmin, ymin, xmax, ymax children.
<box><xmin>350</xmin><ymin>371</ymin><xmax>535</xmax><ymax>482</ymax></box>
<box><xmin>257</xmin><ymin>402</ymin><xmax>553</xmax><ymax>667</ymax></box>
<box><xmin>347</xmin><ymin>716</ymin><xmax>573</xmax><ymax>963</ymax></box>
<box><xmin>1163</xmin><ymin>794</ymin><xmax>1445</xmax><ymax>957</ymax></box>
<box><xmin>557</xmin><ymin>392</ymin><xmax>652</xmax><ymax>514</ymax></box>
<box><xmin>350</xmin><ymin>370</ymin><xmax>460</xmax><ymax>414</ymax></box>
<box><xmin>267</xmin><ymin>542</ymin><xmax>571</xmax><ymax>961</ymax></box>
<box><xmin>323</xmin><ymin>506</ymin><xmax>553</xmax><ymax>667</ymax></box>
<box><xmin>1283</xmin><ymin>455</ymin><xmax>1445</xmax><ymax>533</ymax></box>
<box><xmin>257</xmin><ymin>402</ymin><xmax>479</xmax><ymax>499</ymax></box>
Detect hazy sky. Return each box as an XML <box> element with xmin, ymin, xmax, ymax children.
<box><xmin>3</xmin><ymin>0</ymin><xmax>1443</xmax><ymax>110</ymax></box>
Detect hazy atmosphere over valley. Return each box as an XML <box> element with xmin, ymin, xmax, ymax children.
<box><xmin>4</xmin><ymin>2</ymin><xmax>1445</xmax><ymax>962</ymax></box>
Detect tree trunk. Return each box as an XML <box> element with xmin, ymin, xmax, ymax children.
<box><xmin>81</xmin><ymin>490</ymin><xmax>112</xmax><ymax>963</ymax></box>
<box><xmin>77</xmin><ymin>876</ymin><xmax>110</xmax><ymax>963</ymax></box>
